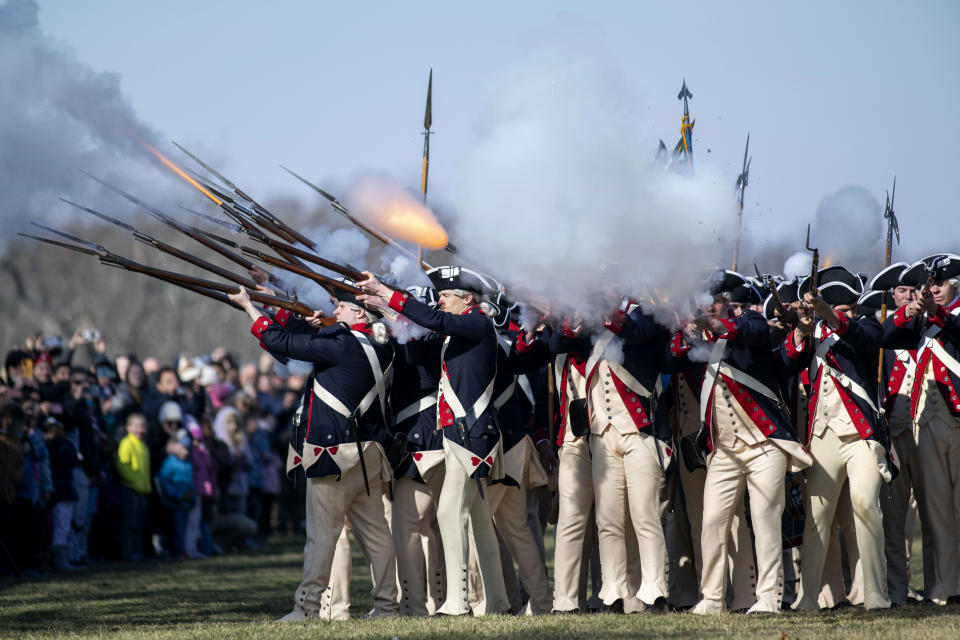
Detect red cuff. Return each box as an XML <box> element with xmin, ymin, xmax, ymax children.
<box><xmin>275</xmin><ymin>308</ymin><xmax>292</xmax><ymax>327</ymax></box>
<box><xmin>251</xmin><ymin>316</ymin><xmax>273</xmax><ymax>340</ymax></box>
<box><xmin>784</xmin><ymin>330</ymin><xmax>805</xmax><ymax>358</ymax></box>
<box><xmin>604</xmin><ymin>309</ymin><xmax>626</xmax><ymax>334</ymax></box>
<box><xmin>715</xmin><ymin>318</ymin><xmax>738</xmax><ymax>340</ymax></box>
<box><xmin>833</xmin><ymin>312</ymin><xmax>850</xmax><ymax>336</ymax></box>
<box><xmin>388</xmin><ymin>291</ymin><xmax>409</xmax><ymax>313</ymax></box>
<box><xmin>561</xmin><ymin>318</ymin><xmax>582</xmax><ymax>338</ymax></box>
<box><xmin>670</xmin><ymin>332</ymin><xmax>690</xmax><ymax>356</ymax></box>
<box><xmin>929</xmin><ymin>305</ymin><xmax>949</xmax><ymax>328</ymax></box>
<box><xmin>515</xmin><ymin>332</ymin><xmax>536</xmax><ymax>354</ymax></box>
<box><xmin>892</xmin><ymin>305</ymin><xmax>911</xmax><ymax>329</ymax></box>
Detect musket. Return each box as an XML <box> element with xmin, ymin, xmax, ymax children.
<box><xmin>805</xmin><ymin>224</ymin><xmax>820</xmax><ymax>296</ymax></box>
<box><xmin>20</xmin><ymin>230</ymin><xmax>316</xmax><ymax>317</ymax></box>
<box><xmin>172</xmin><ymin>142</ymin><xmax>319</xmax><ymax>249</ymax></box>
<box><xmin>242</xmin><ymin>248</ymin><xmax>363</xmax><ymax>296</ymax></box>
<box><xmin>279</xmin><ymin>164</ymin><xmax>436</xmax><ymax>268</ymax></box>
<box><xmin>59</xmin><ymin>199</ymin><xmax>262</xmax><ymax>291</ymax></box>
<box><xmin>755</xmin><ymin>264</ymin><xmax>798</xmax><ymax>328</ymax></box>
<box><xmin>732</xmin><ymin>134</ymin><xmax>751</xmax><ymax>271</ymax></box>
<box><xmin>178</xmin><ymin>204</ymin><xmax>245</xmax><ymax>234</ymax></box>
<box><xmin>79</xmin><ymin>169</ymin><xmax>290</xmax><ymax>289</ymax></box>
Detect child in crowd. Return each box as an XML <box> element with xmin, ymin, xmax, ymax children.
<box><xmin>158</xmin><ymin>431</ymin><xmax>196</xmax><ymax>558</ymax></box>
<box><xmin>116</xmin><ymin>413</ymin><xmax>150</xmax><ymax>561</ymax></box>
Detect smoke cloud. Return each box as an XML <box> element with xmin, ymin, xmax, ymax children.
<box><xmin>449</xmin><ymin>32</ymin><xmax>737</xmax><ymax>327</ymax></box>
<box><xmin>0</xmin><ymin>0</ymin><xmax>169</xmax><ymax>247</ymax></box>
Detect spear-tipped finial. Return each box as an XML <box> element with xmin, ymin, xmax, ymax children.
<box><xmin>884</xmin><ymin>176</ymin><xmax>899</xmax><ymax>246</ymax></box>
<box><xmin>424</xmin><ymin>68</ymin><xmax>433</xmax><ymax>131</ymax></box>
<box><xmin>420</xmin><ymin>68</ymin><xmax>434</xmax><ymax>208</ymax></box>
<box><xmin>677</xmin><ymin>78</ymin><xmax>692</xmax><ymax>116</ymax></box>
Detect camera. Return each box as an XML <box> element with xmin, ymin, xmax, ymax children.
<box><xmin>81</xmin><ymin>329</ymin><xmax>101</xmax><ymax>342</ymax></box>
<box><xmin>41</xmin><ymin>336</ymin><xmax>63</xmax><ymax>351</ymax></box>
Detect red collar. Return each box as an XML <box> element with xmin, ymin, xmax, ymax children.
<box><xmin>461</xmin><ymin>305</ymin><xmax>480</xmax><ymax>316</ymax></box>
<box><xmin>349</xmin><ymin>323</ymin><xmax>372</xmax><ymax>334</ymax></box>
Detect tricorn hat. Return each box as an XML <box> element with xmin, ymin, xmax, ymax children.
<box><xmin>761</xmin><ymin>278</ymin><xmax>800</xmax><ymax>320</ymax></box>
<box><xmin>333</xmin><ymin>277</ymin><xmax>381</xmax><ymax>319</ymax></box>
<box><xmin>868</xmin><ymin>262</ymin><xmax>909</xmax><ymax>291</ymax></box>
<box><xmin>900</xmin><ymin>254</ymin><xmax>960</xmax><ymax>288</ymax></box>
<box><xmin>799</xmin><ymin>265</ymin><xmax>864</xmax><ymax>306</ymax></box>
<box><xmin>426</xmin><ymin>266</ymin><xmax>497</xmax><ymax>299</ymax></box>
<box><xmin>857</xmin><ymin>289</ymin><xmax>893</xmax><ymax>316</ymax></box>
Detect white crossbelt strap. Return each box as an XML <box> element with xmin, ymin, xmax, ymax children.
<box><xmin>517</xmin><ymin>374</ymin><xmax>535</xmax><ymax>406</ymax></box>
<box><xmin>439</xmin><ymin>336</ymin><xmax>497</xmax><ymax>424</ymax></box>
<box><xmin>494</xmin><ymin>334</ymin><xmax>520</xmax><ymax>409</ymax></box>
<box><xmin>312</xmin><ymin>331</ymin><xmax>390</xmax><ymax>419</ymax></box>
<box><xmin>929</xmin><ymin>341</ymin><xmax>960</xmax><ymax>379</ymax></box>
<box><xmin>585</xmin><ymin>331</ymin><xmax>616</xmax><ymax>381</ymax></box>
<box><xmin>917</xmin><ymin>307</ymin><xmax>960</xmax><ymax>365</ymax></box>
<box><xmin>699</xmin><ymin>338</ymin><xmax>728</xmax><ymax>424</ymax></box>
<box><xmin>395</xmin><ymin>393</ymin><xmax>438</xmax><ymax>425</ymax></box>
<box><xmin>717</xmin><ymin>362</ymin><xmax>781</xmax><ymax>402</ymax></box>
<box><xmin>811</xmin><ymin>323</ymin><xmax>879</xmax><ymax>414</ymax></box>
<box><xmin>494</xmin><ymin>378</ymin><xmax>517</xmax><ymax>409</ymax></box>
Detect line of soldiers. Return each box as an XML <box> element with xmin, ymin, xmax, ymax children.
<box><xmin>222</xmin><ymin>251</ymin><xmax>960</xmax><ymax>618</ymax></box>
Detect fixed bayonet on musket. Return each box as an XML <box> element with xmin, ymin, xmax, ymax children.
<box><xmin>172</xmin><ymin>142</ymin><xmax>318</xmax><ymax>249</ymax></box>
<box><xmin>59</xmin><ymin>198</ymin><xmax>262</xmax><ymax>290</ymax></box>
<box><xmin>732</xmin><ymin>134</ymin><xmax>751</xmax><ymax>272</ymax></box>
<box><xmin>23</xmin><ymin>229</ymin><xmax>317</xmax><ymax>317</ymax></box>
<box><xmin>178</xmin><ymin>204</ymin><xmax>245</xmax><ymax>234</ymax></box>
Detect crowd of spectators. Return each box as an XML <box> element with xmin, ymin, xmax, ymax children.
<box><xmin>0</xmin><ymin>329</ymin><xmax>309</xmax><ymax>577</ymax></box>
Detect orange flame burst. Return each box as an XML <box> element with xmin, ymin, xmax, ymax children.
<box><xmin>140</xmin><ymin>141</ymin><xmax>222</xmax><ymax>206</ymax></box>
<box><xmin>350</xmin><ymin>176</ymin><xmax>449</xmax><ymax>250</ymax></box>
<box><xmin>377</xmin><ymin>199</ymin><xmax>449</xmax><ymax>249</ymax></box>
<box><xmin>821</xmin><ymin>255</ymin><xmax>835</xmax><ymax>269</ymax></box>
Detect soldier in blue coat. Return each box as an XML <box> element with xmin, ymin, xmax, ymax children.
<box><xmin>781</xmin><ymin>266</ymin><xmax>892</xmax><ymax>611</ymax></box>
<box><xmin>674</xmin><ymin>271</ymin><xmax>810</xmax><ymax>615</ymax></box>
<box><xmin>359</xmin><ymin>266</ymin><xmax>510</xmax><ymax>616</ymax></box>
<box><xmin>229</xmin><ymin>282</ymin><xmax>399</xmax><ymax>621</ymax></box>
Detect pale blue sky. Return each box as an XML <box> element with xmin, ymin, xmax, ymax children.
<box><xmin>25</xmin><ymin>0</ymin><xmax>960</xmax><ymax>260</ymax></box>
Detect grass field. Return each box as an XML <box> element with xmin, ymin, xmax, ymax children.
<box><xmin>2</xmin><ymin>531</ymin><xmax>960</xmax><ymax>640</ymax></box>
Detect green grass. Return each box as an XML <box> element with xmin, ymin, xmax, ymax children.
<box><xmin>1</xmin><ymin>531</ymin><xmax>959</xmax><ymax>640</ymax></box>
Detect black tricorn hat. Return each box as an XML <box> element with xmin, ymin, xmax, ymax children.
<box><xmin>900</xmin><ymin>254</ymin><xmax>960</xmax><ymax>287</ymax></box>
<box><xmin>857</xmin><ymin>289</ymin><xmax>894</xmax><ymax>316</ymax></box>
<box><xmin>868</xmin><ymin>262</ymin><xmax>909</xmax><ymax>291</ymax></box>
<box><xmin>426</xmin><ymin>266</ymin><xmax>497</xmax><ymax>298</ymax></box>
<box><xmin>709</xmin><ymin>269</ymin><xmax>748</xmax><ymax>296</ymax></box>
<box><xmin>761</xmin><ymin>278</ymin><xmax>800</xmax><ymax>320</ymax></box>
<box><xmin>333</xmin><ymin>278</ymin><xmax>381</xmax><ymax>319</ymax></box>
<box><xmin>405</xmin><ymin>285</ymin><xmax>438</xmax><ymax>308</ymax></box>
<box><xmin>799</xmin><ymin>265</ymin><xmax>864</xmax><ymax>306</ymax></box>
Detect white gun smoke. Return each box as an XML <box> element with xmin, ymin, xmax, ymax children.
<box><xmin>449</xmin><ymin>34</ymin><xmax>738</xmax><ymax>329</ymax></box>
<box><xmin>0</xmin><ymin>0</ymin><xmax>171</xmax><ymax>247</ymax></box>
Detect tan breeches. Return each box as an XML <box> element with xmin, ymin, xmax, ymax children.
<box><xmin>698</xmin><ymin>440</ymin><xmax>786</xmax><ymax>612</ymax></box>
<box><xmin>795</xmin><ymin>429</ymin><xmax>889</xmax><ymax>610</ymax></box>
<box><xmin>916</xmin><ymin>415</ymin><xmax>960</xmax><ymax>603</ymax></box>
<box><xmin>435</xmin><ymin>441</ymin><xmax>508</xmax><ymax>616</ymax></box>
<box><xmin>591</xmin><ymin>428</ymin><xmax>668</xmax><ymax>606</ymax></box>
<box><xmin>295</xmin><ymin>459</ymin><xmax>398</xmax><ymax>617</ymax></box>
<box><xmin>392</xmin><ymin>476</ymin><xmax>445</xmax><ymax>616</ymax></box>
